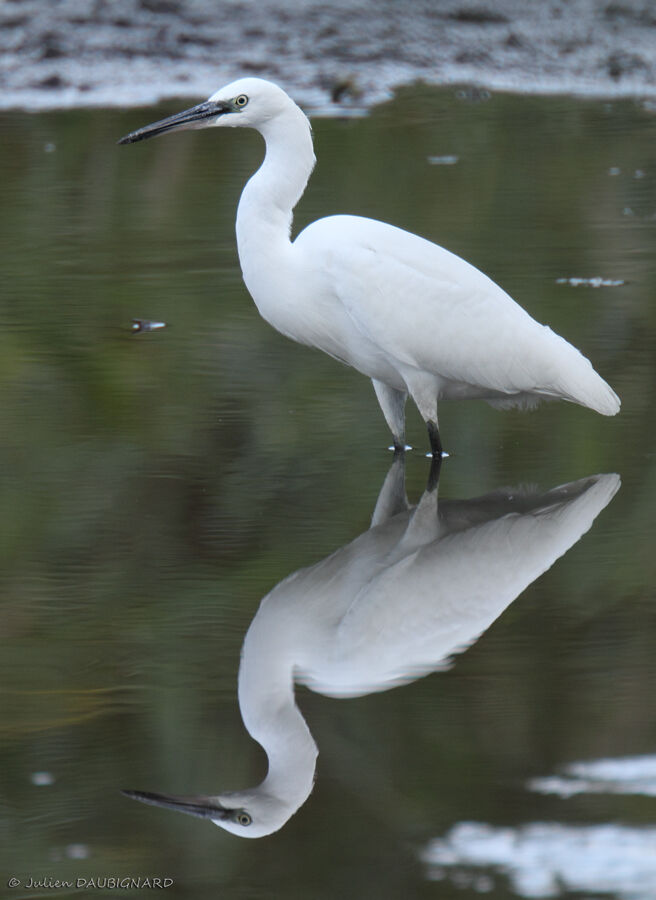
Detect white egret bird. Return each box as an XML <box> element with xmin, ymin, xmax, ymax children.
<box><xmin>124</xmin><ymin>460</ymin><xmax>619</xmax><ymax>837</ymax></box>
<box><xmin>118</xmin><ymin>78</ymin><xmax>620</xmax><ymax>455</ymax></box>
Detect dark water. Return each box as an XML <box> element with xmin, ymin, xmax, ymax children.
<box><xmin>1</xmin><ymin>87</ymin><xmax>655</xmax><ymax>898</ymax></box>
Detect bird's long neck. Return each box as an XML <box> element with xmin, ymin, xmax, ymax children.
<box><xmin>235</xmin><ymin>104</ymin><xmax>316</xmax><ymax>279</ymax></box>
<box><xmin>237</xmin><ymin>612</ymin><xmax>318</xmax><ymax>810</ymax></box>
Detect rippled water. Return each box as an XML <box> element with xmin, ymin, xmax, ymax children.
<box><xmin>1</xmin><ymin>87</ymin><xmax>655</xmax><ymax>898</ymax></box>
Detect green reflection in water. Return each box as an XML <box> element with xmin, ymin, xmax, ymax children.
<box><xmin>0</xmin><ymin>86</ymin><xmax>654</xmax><ymax>898</ymax></box>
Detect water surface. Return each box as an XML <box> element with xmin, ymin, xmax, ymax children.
<box><xmin>1</xmin><ymin>87</ymin><xmax>655</xmax><ymax>898</ymax></box>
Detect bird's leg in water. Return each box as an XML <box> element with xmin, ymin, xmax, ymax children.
<box><xmin>427</xmin><ymin>420</ymin><xmax>443</xmax><ymax>457</ymax></box>
<box><xmin>372</xmin><ymin>379</ymin><xmax>408</xmax><ymax>452</ymax></box>
<box><xmin>427</xmin><ymin>452</ymin><xmax>443</xmax><ymax>493</ymax></box>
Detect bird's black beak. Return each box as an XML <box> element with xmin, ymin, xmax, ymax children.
<box><xmin>122</xmin><ymin>789</ymin><xmax>230</xmax><ymax>820</ymax></box>
<box><xmin>117</xmin><ymin>100</ymin><xmax>230</xmax><ymax>145</ymax></box>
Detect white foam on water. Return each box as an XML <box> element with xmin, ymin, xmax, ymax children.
<box><xmin>556</xmin><ymin>277</ymin><xmax>625</xmax><ymax>287</ymax></box>
<box><xmin>428</xmin><ymin>155</ymin><xmax>459</xmax><ymax>165</ymax></box>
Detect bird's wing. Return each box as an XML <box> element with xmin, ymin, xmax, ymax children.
<box><xmin>325</xmin><ymin>472</ymin><xmax>619</xmax><ymax>695</ymax></box>
<box><xmin>302</xmin><ymin>215</ymin><xmax>572</xmax><ymax>396</ymax></box>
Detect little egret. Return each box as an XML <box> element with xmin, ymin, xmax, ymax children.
<box><xmin>119</xmin><ymin>78</ymin><xmax>620</xmax><ymax>454</ymax></box>
<box><xmin>124</xmin><ymin>460</ymin><xmax>619</xmax><ymax>837</ymax></box>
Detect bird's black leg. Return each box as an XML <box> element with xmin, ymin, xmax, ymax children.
<box><xmin>427</xmin><ymin>452</ymin><xmax>443</xmax><ymax>493</ymax></box>
<box><xmin>427</xmin><ymin>420</ymin><xmax>443</xmax><ymax>457</ymax></box>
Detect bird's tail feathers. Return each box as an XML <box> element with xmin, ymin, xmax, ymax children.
<box><xmin>556</xmin><ymin>358</ymin><xmax>620</xmax><ymax>416</ymax></box>
<box><xmin>541</xmin><ymin>329</ymin><xmax>620</xmax><ymax>416</ymax></box>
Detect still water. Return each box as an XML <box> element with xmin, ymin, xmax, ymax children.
<box><xmin>1</xmin><ymin>86</ymin><xmax>655</xmax><ymax>898</ymax></box>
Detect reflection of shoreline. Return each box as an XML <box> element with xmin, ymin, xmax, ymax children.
<box><xmin>530</xmin><ymin>754</ymin><xmax>656</xmax><ymax>798</ymax></box>
<box><xmin>3</xmin><ymin>0</ymin><xmax>656</xmax><ymax>112</ymax></box>
<box><xmin>423</xmin><ymin>820</ymin><xmax>656</xmax><ymax>899</ymax></box>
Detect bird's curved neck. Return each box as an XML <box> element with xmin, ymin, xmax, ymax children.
<box><xmin>236</xmin><ymin>104</ymin><xmax>315</xmax><ymax>262</ymax></box>
<box><xmin>238</xmin><ymin>615</ymin><xmax>318</xmax><ymax>809</ymax></box>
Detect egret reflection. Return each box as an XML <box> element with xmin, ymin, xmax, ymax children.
<box><xmin>125</xmin><ymin>461</ymin><xmax>619</xmax><ymax>837</ymax></box>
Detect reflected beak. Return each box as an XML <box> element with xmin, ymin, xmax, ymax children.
<box><xmin>122</xmin><ymin>789</ymin><xmax>230</xmax><ymax>820</ymax></box>
<box><xmin>117</xmin><ymin>100</ymin><xmax>231</xmax><ymax>145</ymax></box>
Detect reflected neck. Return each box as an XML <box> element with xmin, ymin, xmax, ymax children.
<box><xmin>238</xmin><ymin>618</ymin><xmax>318</xmax><ymax>810</ymax></box>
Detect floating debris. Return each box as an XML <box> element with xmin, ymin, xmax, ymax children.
<box><xmin>66</xmin><ymin>843</ymin><xmax>90</xmax><ymax>860</ymax></box>
<box><xmin>608</xmin><ymin>166</ymin><xmax>621</xmax><ymax>175</ymax></box>
<box><xmin>30</xmin><ymin>771</ymin><xmax>55</xmax><ymax>786</ymax></box>
<box><xmin>131</xmin><ymin>318</ymin><xmax>167</xmax><ymax>334</ymax></box>
<box><xmin>427</xmin><ymin>155</ymin><xmax>459</xmax><ymax>165</ymax></box>
<box><xmin>556</xmin><ymin>277</ymin><xmax>625</xmax><ymax>287</ymax></box>
<box><xmin>455</xmin><ymin>87</ymin><xmax>491</xmax><ymax>103</ymax></box>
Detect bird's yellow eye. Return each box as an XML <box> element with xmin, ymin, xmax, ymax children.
<box><xmin>235</xmin><ymin>811</ymin><xmax>252</xmax><ymax>826</ymax></box>
<box><xmin>234</xmin><ymin>94</ymin><xmax>249</xmax><ymax>109</ymax></box>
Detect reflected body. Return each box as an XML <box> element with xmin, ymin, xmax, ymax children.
<box><xmin>125</xmin><ymin>461</ymin><xmax>619</xmax><ymax>837</ymax></box>
<box><xmin>119</xmin><ymin>78</ymin><xmax>620</xmax><ymax>454</ymax></box>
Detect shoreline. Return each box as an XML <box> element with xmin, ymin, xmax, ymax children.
<box><xmin>2</xmin><ymin>0</ymin><xmax>656</xmax><ymax>112</ymax></box>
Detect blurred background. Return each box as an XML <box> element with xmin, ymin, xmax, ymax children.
<box><xmin>3</xmin><ymin>0</ymin><xmax>656</xmax><ymax>111</ymax></box>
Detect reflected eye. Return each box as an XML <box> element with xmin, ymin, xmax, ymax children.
<box><xmin>234</xmin><ymin>94</ymin><xmax>249</xmax><ymax>109</ymax></box>
<box><xmin>235</xmin><ymin>811</ymin><xmax>252</xmax><ymax>826</ymax></box>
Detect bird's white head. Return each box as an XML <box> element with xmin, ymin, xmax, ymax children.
<box><xmin>123</xmin><ymin>783</ymin><xmax>304</xmax><ymax>839</ymax></box>
<box><xmin>118</xmin><ymin>77</ymin><xmax>302</xmax><ymax>145</ymax></box>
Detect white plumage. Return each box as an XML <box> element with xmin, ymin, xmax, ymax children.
<box><xmin>119</xmin><ymin>78</ymin><xmax>620</xmax><ymax>454</ymax></box>
<box><xmin>123</xmin><ymin>461</ymin><xmax>619</xmax><ymax>837</ymax></box>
